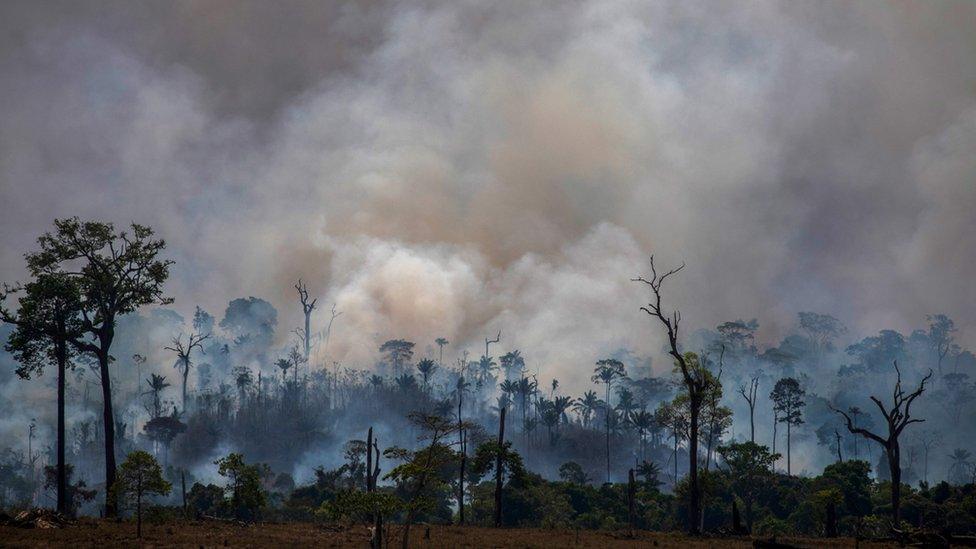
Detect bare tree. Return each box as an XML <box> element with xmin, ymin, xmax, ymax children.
<box><xmin>294</xmin><ymin>280</ymin><xmax>317</xmax><ymax>364</ymax></box>
<box><xmin>633</xmin><ymin>256</ymin><xmax>708</xmax><ymax>535</ymax></box>
<box><xmin>485</xmin><ymin>330</ymin><xmax>501</xmax><ymax>360</ymax></box>
<box><xmin>738</xmin><ymin>375</ymin><xmax>760</xmax><ymax>443</ymax></box>
<box><xmin>164</xmin><ymin>331</ymin><xmax>211</xmax><ymax>412</ymax></box>
<box><xmin>832</xmin><ymin>361</ymin><xmax>932</xmax><ymax>525</ymax></box>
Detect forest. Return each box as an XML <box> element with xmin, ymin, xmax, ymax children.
<box><xmin>0</xmin><ymin>218</ymin><xmax>974</xmax><ymax>547</ymax></box>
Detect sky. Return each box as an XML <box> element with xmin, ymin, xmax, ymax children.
<box><xmin>1</xmin><ymin>0</ymin><xmax>974</xmax><ymax>388</ymax></box>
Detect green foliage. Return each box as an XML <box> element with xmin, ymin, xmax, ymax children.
<box><xmin>558</xmin><ymin>461</ymin><xmax>589</xmax><ymax>485</ymax></box>
<box><xmin>114</xmin><ymin>451</ymin><xmax>172</xmax><ymax>513</ymax></box>
<box><xmin>215</xmin><ymin>452</ymin><xmax>267</xmax><ymax>520</ymax></box>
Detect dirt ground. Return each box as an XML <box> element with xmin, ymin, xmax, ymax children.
<box><xmin>0</xmin><ymin>520</ymin><xmax>899</xmax><ymax>548</ymax></box>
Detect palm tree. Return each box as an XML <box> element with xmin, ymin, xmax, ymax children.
<box><xmin>435</xmin><ymin>337</ymin><xmax>449</xmax><ymax>365</ymax></box>
<box><xmin>552</xmin><ymin>395</ymin><xmax>573</xmax><ymax>427</ymax></box>
<box><xmin>275</xmin><ymin>358</ymin><xmax>292</xmax><ymax>383</ymax></box>
<box><xmin>476</xmin><ymin>355</ymin><xmax>497</xmax><ymax>388</ymax></box>
<box><xmin>574</xmin><ymin>390</ymin><xmax>600</xmax><ymax>428</ymax></box>
<box><xmin>394</xmin><ymin>373</ymin><xmax>418</xmax><ymax>392</ymax></box>
<box><xmin>949</xmin><ymin>448</ymin><xmax>973</xmax><ymax>484</ymax></box>
<box><xmin>631</xmin><ymin>410</ymin><xmax>655</xmax><ymax>462</ymax></box>
<box><xmin>592</xmin><ymin>358</ymin><xmax>627</xmax><ymax>483</ymax></box>
<box><xmin>369</xmin><ymin>374</ymin><xmax>384</xmax><ymax>390</ymax></box>
<box><xmin>538</xmin><ymin>398</ymin><xmax>560</xmax><ymax>445</ymax></box>
<box><xmin>499</xmin><ymin>350</ymin><xmax>524</xmax><ymax>380</ymax></box>
<box><xmin>499</xmin><ymin>379</ymin><xmax>518</xmax><ymax>406</ymax></box>
<box><xmin>232</xmin><ymin>366</ymin><xmax>252</xmax><ymax>405</ymax></box>
<box><xmin>143</xmin><ymin>374</ymin><xmax>170</xmax><ymax>419</ymax></box>
<box><xmin>416</xmin><ymin>358</ymin><xmax>437</xmax><ymax>393</ymax></box>
<box><xmin>515</xmin><ymin>376</ymin><xmax>538</xmax><ymax>433</ymax></box>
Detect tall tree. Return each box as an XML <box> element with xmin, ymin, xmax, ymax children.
<box><xmin>737</xmin><ymin>375</ymin><xmax>760</xmax><ymax>443</ymax></box>
<box><xmin>164</xmin><ymin>331</ymin><xmax>210</xmax><ymax>412</ymax></box>
<box><xmin>416</xmin><ymin>358</ymin><xmax>437</xmax><ymax>393</ymax></box>
<box><xmin>25</xmin><ymin>219</ymin><xmax>173</xmax><ymax>516</ymax></box>
<box><xmin>925</xmin><ymin>314</ymin><xmax>956</xmax><ymax>375</ymax></box>
<box><xmin>770</xmin><ymin>377</ymin><xmax>806</xmax><ymax>475</ymax></box>
<box><xmin>379</xmin><ymin>339</ymin><xmax>414</xmax><ymax>377</ymax></box>
<box><xmin>832</xmin><ymin>361</ymin><xmax>932</xmax><ymax>525</ymax></box>
<box><xmin>1</xmin><ymin>274</ymin><xmax>84</xmax><ymax>515</ymax></box>
<box><xmin>294</xmin><ymin>280</ymin><xmax>317</xmax><ymax>364</ymax></box>
<box><xmin>633</xmin><ymin>257</ymin><xmax>708</xmax><ymax>534</ymax></box>
<box><xmin>435</xmin><ymin>337</ymin><xmax>449</xmax><ymax>365</ymax></box>
<box><xmin>592</xmin><ymin>358</ymin><xmax>626</xmax><ymax>483</ymax></box>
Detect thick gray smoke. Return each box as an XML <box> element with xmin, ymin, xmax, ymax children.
<box><xmin>0</xmin><ymin>1</ymin><xmax>974</xmax><ymax>431</ymax></box>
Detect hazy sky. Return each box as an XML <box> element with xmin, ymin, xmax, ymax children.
<box><xmin>1</xmin><ymin>1</ymin><xmax>974</xmax><ymax>384</ymax></box>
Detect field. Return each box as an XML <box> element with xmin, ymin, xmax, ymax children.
<box><xmin>0</xmin><ymin>520</ymin><xmax>901</xmax><ymax>548</ymax></box>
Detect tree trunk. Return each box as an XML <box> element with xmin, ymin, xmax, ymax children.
<box><xmin>181</xmin><ymin>359</ymin><xmax>189</xmax><ymax>412</ymax></box>
<box><xmin>181</xmin><ymin>470</ymin><xmax>187</xmax><ymax>518</ymax></box>
<box><xmin>627</xmin><ymin>468</ymin><xmax>636</xmax><ymax>533</ymax></box>
<box><xmin>889</xmin><ymin>443</ymin><xmax>901</xmax><ymax>525</ymax></box>
<box><xmin>98</xmin><ymin>338</ymin><xmax>118</xmax><ymax>518</ymax></box>
<box><xmin>786</xmin><ymin>422</ymin><xmax>792</xmax><ymax>476</ymax></box>
<box><xmin>136</xmin><ymin>493</ymin><xmax>142</xmax><ymax>538</ymax></box>
<box><xmin>494</xmin><ymin>407</ymin><xmax>506</xmax><ymax>528</ymax></box>
<box><xmin>605</xmin><ymin>385</ymin><xmax>611</xmax><ymax>483</ymax></box>
<box><xmin>749</xmin><ymin>404</ymin><xmax>755</xmax><ymax>443</ymax></box>
<box><xmin>688</xmin><ymin>394</ymin><xmax>701</xmax><ymax>535</ymax></box>
<box><xmin>56</xmin><ymin>338</ymin><xmax>67</xmax><ymax>515</ymax></box>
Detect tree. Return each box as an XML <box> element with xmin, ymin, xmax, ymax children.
<box><xmin>926</xmin><ymin>314</ymin><xmax>956</xmax><ymax>375</ymax></box>
<box><xmin>144</xmin><ymin>374</ymin><xmax>170</xmax><ymax>419</ymax></box>
<box><xmin>114</xmin><ymin>451</ymin><xmax>171</xmax><ymax>538</ymax></box>
<box><xmin>215</xmin><ymin>452</ymin><xmax>267</xmax><ymax>521</ymax></box>
<box><xmin>435</xmin><ymin>337</ymin><xmax>449</xmax><ymax>365</ymax></box>
<box><xmin>416</xmin><ymin>358</ymin><xmax>437</xmax><ymax>393</ymax></box>
<box><xmin>798</xmin><ymin>312</ymin><xmax>846</xmax><ymax>361</ymax></box>
<box><xmin>384</xmin><ymin>412</ymin><xmax>465</xmax><ymax>549</ymax></box>
<box><xmin>832</xmin><ymin>361</ymin><xmax>932</xmax><ymax>525</ymax></box>
<box><xmin>738</xmin><ymin>375</ymin><xmax>760</xmax><ymax>444</ymax></box>
<box><xmin>25</xmin><ymin>219</ymin><xmax>173</xmax><ymax>516</ymax></box>
<box><xmin>1</xmin><ymin>273</ymin><xmax>84</xmax><ymax>515</ymax></box>
<box><xmin>558</xmin><ymin>461</ymin><xmax>589</xmax><ymax>485</ymax></box>
<box><xmin>573</xmin><ymin>390</ymin><xmax>600</xmax><ymax>429</ymax></box>
<box><xmin>275</xmin><ymin>358</ymin><xmax>292</xmax><ymax>383</ymax></box>
<box><xmin>770</xmin><ymin>377</ymin><xmax>806</xmax><ymax>475</ymax></box>
<box><xmin>592</xmin><ymin>358</ymin><xmax>626</xmax><ymax>483</ymax></box>
<box><xmin>633</xmin><ymin>256</ymin><xmax>708</xmax><ymax>534</ymax></box>
<box><xmin>379</xmin><ymin>339</ymin><xmax>414</xmax><ymax>376</ymax></box>
<box><xmin>164</xmin><ymin>331</ymin><xmax>210</xmax><ymax>412</ymax></box>
<box><xmin>716</xmin><ymin>319</ymin><xmax>758</xmax><ymax>356</ymax></box>
<box><xmin>499</xmin><ymin>350</ymin><xmax>524</xmax><ymax>380</ymax></box>
<box><xmin>717</xmin><ymin>441</ymin><xmax>779</xmax><ymax>532</ymax></box>
<box><xmin>294</xmin><ymin>280</ymin><xmax>317</xmax><ymax>364</ymax></box>
<box><xmin>948</xmin><ymin>448</ymin><xmax>973</xmax><ymax>485</ymax></box>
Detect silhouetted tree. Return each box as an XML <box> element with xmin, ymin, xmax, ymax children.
<box><xmin>770</xmin><ymin>377</ymin><xmax>805</xmax><ymax>475</ymax></box>
<box><xmin>592</xmin><ymin>358</ymin><xmax>626</xmax><ymax>483</ymax></box>
<box><xmin>832</xmin><ymin>361</ymin><xmax>932</xmax><ymax>525</ymax></box>
<box><xmin>165</xmin><ymin>331</ymin><xmax>210</xmax><ymax>412</ymax></box>
<box><xmin>115</xmin><ymin>450</ymin><xmax>171</xmax><ymax>538</ymax></box>
<box><xmin>24</xmin><ymin>218</ymin><xmax>173</xmax><ymax>516</ymax></box>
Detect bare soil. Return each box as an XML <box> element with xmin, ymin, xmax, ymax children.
<box><xmin>0</xmin><ymin>520</ymin><xmax>899</xmax><ymax>548</ymax></box>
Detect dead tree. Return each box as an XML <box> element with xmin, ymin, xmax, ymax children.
<box><xmin>485</xmin><ymin>330</ymin><xmax>501</xmax><ymax>360</ymax></box>
<box><xmin>633</xmin><ymin>256</ymin><xmax>706</xmax><ymax>535</ymax></box>
<box><xmin>164</xmin><ymin>331</ymin><xmax>210</xmax><ymax>412</ymax></box>
<box><xmin>832</xmin><ymin>361</ymin><xmax>932</xmax><ymax>526</ymax></box>
<box><xmin>294</xmin><ymin>280</ymin><xmax>318</xmax><ymax>364</ymax></box>
<box><xmin>738</xmin><ymin>375</ymin><xmax>760</xmax><ymax>443</ymax></box>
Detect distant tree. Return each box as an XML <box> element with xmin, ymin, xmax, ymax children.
<box><xmin>379</xmin><ymin>339</ymin><xmax>415</xmax><ymax>376</ymax></box>
<box><xmin>738</xmin><ymin>375</ymin><xmax>760</xmax><ymax>443</ymax></box>
<box><xmin>499</xmin><ymin>350</ymin><xmax>524</xmax><ymax>380</ymax></box>
<box><xmin>832</xmin><ymin>362</ymin><xmax>932</xmax><ymax>525</ymax></box>
<box><xmin>717</xmin><ymin>319</ymin><xmax>759</xmax><ymax>356</ymax></box>
<box><xmin>558</xmin><ymin>461</ymin><xmax>589</xmax><ymax>485</ymax></box>
<box><xmin>275</xmin><ymin>358</ymin><xmax>292</xmax><ymax>383</ymax></box>
<box><xmin>416</xmin><ymin>358</ymin><xmax>438</xmax><ymax>392</ymax></box>
<box><xmin>630</xmin><ymin>410</ymin><xmax>655</xmax><ymax>462</ymax></box>
<box><xmin>770</xmin><ymin>377</ymin><xmax>806</xmax><ymax>475</ymax></box>
<box><xmin>574</xmin><ymin>390</ymin><xmax>601</xmax><ymax>429</ymax></box>
<box><xmin>144</xmin><ymin>374</ymin><xmax>171</xmax><ymax>419</ymax></box>
<box><xmin>435</xmin><ymin>337</ymin><xmax>449</xmax><ymax>365</ymax></box>
<box><xmin>233</xmin><ymin>366</ymin><xmax>253</xmax><ymax>404</ymax></box>
<box><xmin>1</xmin><ymin>273</ymin><xmax>84</xmax><ymax>515</ymax></box>
<box><xmin>798</xmin><ymin>312</ymin><xmax>846</xmax><ymax>359</ymax></box>
<box><xmin>42</xmin><ymin>464</ymin><xmax>96</xmax><ymax>517</ymax></box>
<box><xmin>948</xmin><ymin>448</ymin><xmax>973</xmax><ymax>485</ymax></box>
<box><xmin>143</xmin><ymin>411</ymin><xmax>186</xmax><ymax>466</ymax></box>
<box><xmin>476</xmin><ymin>355</ymin><xmax>498</xmax><ymax>388</ymax></box>
<box><xmin>164</xmin><ymin>331</ymin><xmax>211</xmax><ymax>412</ymax></box>
<box><xmin>115</xmin><ymin>450</ymin><xmax>171</xmax><ymax>538</ymax></box>
<box><xmin>592</xmin><ymin>358</ymin><xmax>627</xmax><ymax>483</ymax></box>
<box><xmin>294</xmin><ymin>280</ymin><xmax>318</xmax><ymax>364</ymax></box>
<box><xmin>926</xmin><ymin>314</ymin><xmax>956</xmax><ymax>375</ymax></box>
<box><xmin>717</xmin><ymin>441</ymin><xmax>779</xmax><ymax>532</ymax></box>
<box><xmin>23</xmin><ymin>218</ymin><xmax>173</xmax><ymax>516</ymax></box>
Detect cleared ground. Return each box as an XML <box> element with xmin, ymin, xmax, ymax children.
<box><xmin>0</xmin><ymin>520</ymin><xmax>899</xmax><ymax>548</ymax></box>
